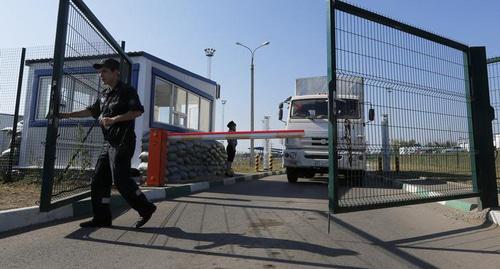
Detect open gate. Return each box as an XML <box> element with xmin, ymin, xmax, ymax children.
<box><xmin>39</xmin><ymin>0</ymin><xmax>132</xmax><ymax>211</ymax></box>
<box><xmin>328</xmin><ymin>0</ymin><xmax>498</xmax><ymax>214</ymax></box>
<box><xmin>487</xmin><ymin>57</ymin><xmax>500</xmax><ymax>193</ymax></box>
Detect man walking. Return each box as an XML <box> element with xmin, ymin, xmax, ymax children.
<box><xmin>59</xmin><ymin>58</ymin><xmax>156</xmax><ymax>228</ymax></box>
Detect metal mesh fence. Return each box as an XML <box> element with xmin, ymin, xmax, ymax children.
<box><xmin>0</xmin><ymin>46</ymin><xmax>55</xmax><ymax>183</ymax></box>
<box><xmin>40</xmin><ymin>0</ymin><xmax>132</xmax><ymax>209</ymax></box>
<box><xmin>488</xmin><ymin>57</ymin><xmax>500</xmax><ymax>191</ymax></box>
<box><xmin>0</xmin><ymin>48</ymin><xmax>25</xmax><ymax>181</ymax></box>
<box><xmin>332</xmin><ymin>3</ymin><xmax>475</xmax><ymax>210</ymax></box>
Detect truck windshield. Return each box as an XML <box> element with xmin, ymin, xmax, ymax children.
<box><xmin>291</xmin><ymin>99</ymin><xmax>327</xmax><ymax>119</ymax></box>
<box><xmin>336</xmin><ymin>99</ymin><xmax>360</xmax><ymax>119</ymax></box>
<box><xmin>290</xmin><ymin>99</ymin><xmax>359</xmax><ymax>119</ymax></box>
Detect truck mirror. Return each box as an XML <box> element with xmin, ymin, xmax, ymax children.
<box><xmin>369</xmin><ymin>108</ymin><xmax>375</xmax><ymax>121</ymax></box>
<box><xmin>279</xmin><ymin>103</ymin><xmax>283</xmax><ymax>121</ymax></box>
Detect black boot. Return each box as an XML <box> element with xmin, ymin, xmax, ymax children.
<box><xmin>135</xmin><ymin>204</ymin><xmax>157</xmax><ymax>228</ymax></box>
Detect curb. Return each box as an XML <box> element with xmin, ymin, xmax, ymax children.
<box><xmin>371</xmin><ymin>174</ymin><xmax>500</xmax><ymax>224</ymax></box>
<box><xmin>0</xmin><ymin>170</ymin><xmax>285</xmax><ymax>234</ymax></box>
<box><xmin>393</xmin><ymin>178</ymin><xmax>500</xmax><ymax>224</ymax></box>
<box><xmin>373</xmin><ymin>174</ymin><xmax>479</xmax><ymax>213</ymax></box>
<box><xmin>398</xmin><ymin>180</ymin><xmax>478</xmax><ymax>212</ymax></box>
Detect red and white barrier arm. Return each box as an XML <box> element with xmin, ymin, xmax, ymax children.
<box><xmin>168</xmin><ymin>129</ymin><xmax>305</xmax><ymax>141</ymax></box>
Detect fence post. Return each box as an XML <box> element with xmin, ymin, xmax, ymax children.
<box><xmin>147</xmin><ymin>128</ymin><xmax>168</xmax><ymax>186</ymax></box>
<box><xmin>5</xmin><ymin>48</ymin><xmax>26</xmax><ymax>182</ymax></box>
<box><xmin>468</xmin><ymin>47</ymin><xmax>499</xmax><ymax>208</ymax></box>
<box><xmin>40</xmin><ymin>0</ymin><xmax>70</xmax><ymax>212</ymax></box>
<box><xmin>381</xmin><ymin>114</ymin><xmax>390</xmax><ymax>171</ymax></box>
<box><xmin>395</xmin><ymin>156</ymin><xmax>400</xmax><ymax>173</ymax></box>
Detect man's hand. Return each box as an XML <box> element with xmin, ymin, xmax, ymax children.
<box><xmin>99</xmin><ymin>117</ymin><xmax>116</xmax><ymax>127</ymax></box>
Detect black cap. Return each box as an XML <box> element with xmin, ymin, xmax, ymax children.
<box><xmin>227</xmin><ymin>121</ymin><xmax>236</xmax><ymax>128</ymax></box>
<box><xmin>93</xmin><ymin>58</ymin><xmax>120</xmax><ymax>71</ymax></box>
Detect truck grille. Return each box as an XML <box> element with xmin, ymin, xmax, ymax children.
<box><xmin>311</xmin><ymin>137</ymin><xmax>328</xmax><ymax>146</ymax></box>
<box><xmin>304</xmin><ymin>154</ymin><xmax>329</xmax><ymax>159</ymax></box>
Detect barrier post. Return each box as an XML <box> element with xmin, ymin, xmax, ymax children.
<box><xmin>269</xmin><ymin>154</ymin><xmax>273</xmax><ymax>171</ymax></box>
<box><xmin>147</xmin><ymin>128</ymin><xmax>168</xmax><ymax>186</ymax></box>
<box><xmin>255</xmin><ymin>154</ymin><xmax>260</xmax><ymax>172</ymax></box>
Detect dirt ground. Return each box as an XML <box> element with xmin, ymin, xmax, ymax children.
<box><xmin>0</xmin><ymin>179</ymin><xmax>41</xmax><ymax>211</ymax></box>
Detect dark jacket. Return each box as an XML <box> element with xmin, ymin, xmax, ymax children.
<box><xmin>87</xmin><ymin>81</ymin><xmax>144</xmax><ymax>146</ymax></box>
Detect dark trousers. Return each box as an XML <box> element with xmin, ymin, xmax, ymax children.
<box><xmin>91</xmin><ymin>143</ymin><xmax>154</xmax><ymax>222</ymax></box>
<box><xmin>227</xmin><ymin>144</ymin><xmax>236</xmax><ymax>162</ymax></box>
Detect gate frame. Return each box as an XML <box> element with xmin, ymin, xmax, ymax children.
<box><xmin>470</xmin><ymin>48</ymin><xmax>499</xmax><ymax>208</ymax></box>
<box><xmin>327</xmin><ymin>0</ymin><xmax>498</xmax><ymax>214</ymax></box>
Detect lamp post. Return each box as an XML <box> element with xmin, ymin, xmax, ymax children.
<box><xmin>204</xmin><ymin>48</ymin><xmax>216</xmax><ymax>79</ymax></box>
<box><xmin>221</xmin><ymin>99</ymin><xmax>227</xmax><ymax>131</ymax></box>
<box><xmin>236</xmin><ymin>41</ymin><xmax>270</xmax><ymax>165</ymax></box>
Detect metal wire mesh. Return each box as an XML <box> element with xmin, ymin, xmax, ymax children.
<box><xmin>333</xmin><ymin>5</ymin><xmax>475</xmax><ymax>209</ymax></box>
<box><xmin>0</xmin><ymin>48</ymin><xmax>25</xmax><ymax>180</ymax></box>
<box><xmin>42</xmin><ymin>0</ymin><xmax>132</xmax><ymax>203</ymax></box>
<box><xmin>0</xmin><ymin>46</ymin><xmax>55</xmax><ymax>183</ymax></box>
<box><xmin>488</xmin><ymin>57</ymin><xmax>500</xmax><ymax>191</ymax></box>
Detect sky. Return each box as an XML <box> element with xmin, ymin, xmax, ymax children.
<box><xmin>1</xmin><ymin>0</ymin><xmax>500</xmax><ymax>151</ymax></box>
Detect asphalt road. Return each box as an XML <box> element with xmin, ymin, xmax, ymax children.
<box><xmin>1</xmin><ymin>175</ymin><xmax>499</xmax><ymax>269</ymax></box>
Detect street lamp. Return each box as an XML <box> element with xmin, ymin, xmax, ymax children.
<box><xmin>204</xmin><ymin>48</ymin><xmax>216</xmax><ymax>79</ymax></box>
<box><xmin>236</xmin><ymin>41</ymin><xmax>270</xmax><ymax>164</ymax></box>
<box><xmin>221</xmin><ymin>99</ymin><xmax>227</xmax><ymax>131</ymax></box>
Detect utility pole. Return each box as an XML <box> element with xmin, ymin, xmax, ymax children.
<box><xmin>236</xmin><ymin>41</ymin><xmax>270</xmax><ymax>166</ymax></box>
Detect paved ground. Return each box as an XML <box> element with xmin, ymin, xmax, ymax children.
<box><xmin>1</xmin><ymin>175</ymin><xmax>499</xmax><ymax>269</ymax></box>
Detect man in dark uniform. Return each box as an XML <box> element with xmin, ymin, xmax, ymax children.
<box><xmin>226</xmin><ymin>121</ymin><xmax>237</xmax><ymax>177</ymax></box>
<box><xmin>59</xmin><ymin>58</ymin><xmax>156</xmax><ymax>228</ymax></box>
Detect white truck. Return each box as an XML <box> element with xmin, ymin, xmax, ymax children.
<box><xmin>278</xmin><ymin>76</ymin><xmax>374</xmax><ymax>183</ymax></box>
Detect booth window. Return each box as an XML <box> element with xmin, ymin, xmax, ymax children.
<box><xmin>200</xmin><ymin>98</ymin><xmax>210</xmax><ymax>132</ymax></box>
<box><xmin>153</xmin><ymin>77</ymin><xmax>173</xmax><ymax>124</ymax></box>
<box><xmin>174</xmin><ymin>86</ymin><xmax>187</xmax><ymax>126</ymax></box>
<box><xmin>35</xmin><ymin>73</ymin><xmax>99</xmax><ymax>120</ymax></box>
<box><xmin>187</xmin><ymin>92</ymin><xmax>199</xmax><ymax>129</ymax></box>
<box><xmin>153</xmin><ymin>73</ymin><xmax>212</xmax><ymax>131</ymax></box>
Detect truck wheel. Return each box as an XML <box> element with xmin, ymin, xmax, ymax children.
<box><xmin>287</xmin><ymin>168</ymin><xmax>299</xmax><ymax>183</ymax></box>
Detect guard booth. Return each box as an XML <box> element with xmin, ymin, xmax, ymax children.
<box><xmin>20</xmin><ymin>51</ymin><xmax>218</xmax><ymax>170</ymax></box>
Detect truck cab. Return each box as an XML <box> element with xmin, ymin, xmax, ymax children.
<box><xmin>279</xmin><ymin>76</ymin><xmax>373</xmax><ymax>183</ymax></box>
